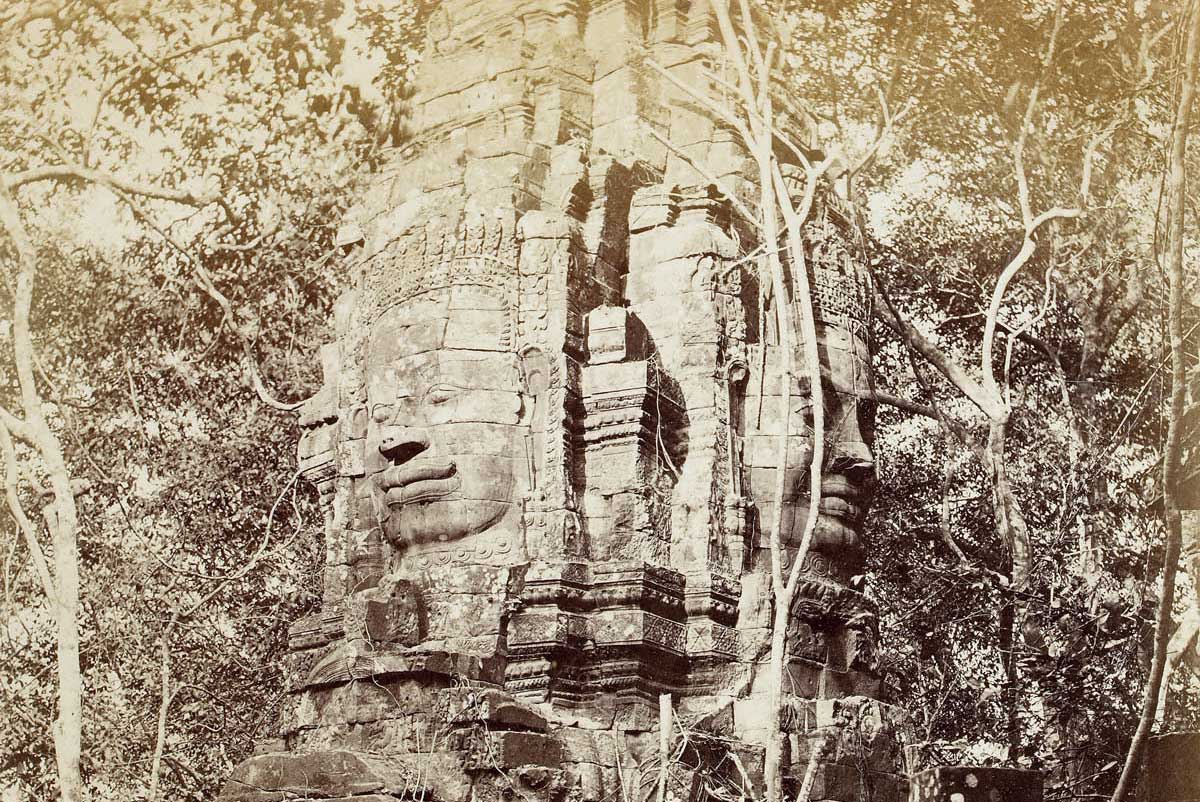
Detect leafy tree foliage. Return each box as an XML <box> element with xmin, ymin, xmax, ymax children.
<box><xmin>0</xmin><ymin>1</ymin><xmax>421</xmax><ymax>798</ymax></box>
<box><xmin>771</xmin><ymin>0</ymin><xmax>1200</xmax><ymax>796</ymax></box>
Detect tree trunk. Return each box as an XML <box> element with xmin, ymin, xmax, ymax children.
<box><xmin>49</xmin><ymin>478</ymin><xmax>83</xmax><ymax>802</ymax></box>
<box><xmin>764</xmin><ymin>594</ymin><xmax>791</xmax><ymax>802</ymax></box>
<box><xmin>985</xmin><ymin>419</ymin><xmax>1038</xmax><ymax>761</ymax></box>
<box><xmin>1109</xmin><ymin>2</ymin><xmax>1200</xmax><ymax>798</ymax></box>
<box><xmin>998</xmin><ymin>598</ymin><xmax>1020</xmax><ymax>759</ymax></box>
<box><xmin>1184</xmin><ymin>510</ymin><xmax>1200</xmax><ymax>607</ymax></box>
<box><xmin>0</xmin><ymin>184</ymin><xmax>86</xmax><ymax>802</ymax></box>
<box><xmin>1156</xmin><ymin>603</ymin><xmax>1199</xmax><ymax>728</ymax></box>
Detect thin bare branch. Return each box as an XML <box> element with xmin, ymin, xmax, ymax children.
<box><xmin>940</xmin><ymin>447</ymin><xmax>972</xmax><ymax>564</ymax></box>
<box><xmin>1111</xmin><ymin>0</ymin><xmax>1200</xmax><ymax>795</ymax></box>
<box><xmin>735</xmin><ymin>0</ymin><xmax>766</xmax><ymax>87</ymax></box>
<box><xmin>0</xmin><ymin>186</ymin><xmax>49</xmax><ymax>428</ymax></box>
<box><xmin>111</xmin><ymin>189</ymin><xmax>302</xmax><ymax>412</ymax></box>
<box><xmin>1003</xmin><ymin>267</ymin><xmax>1056</xmax><ymax>408</ymax></box>
<box><xmin>0</xmin><ymin>419</ymin><xmax>54</xmax><ymax>602</ymax></box>
<box><xmin>872</xmin><ymin>278</ymin><xmax>1006</xmax><ymax>420</ymax></box>
<box><xmin>0</xmin><ymin>405</ymin><xmax>33</xmax><ymax>444</ymax></box>
<box><xmin>848</xmin><ymin>90</ymin><xmax>915</xmax><ymax>181</ymax></box>
<box><xmin>81</xmin><ymin>31</ymin><xmax>248</xmax><ymax>166</ymax></box>
<box><xmin>980</xmin><ymin>208</ymin><xmax>1081</xmax><ymax>404</ymax></box>
<box><xmin>644</xmin><ymin>59</ymin><xmax>756</xmax><ymax>151</ymax></box>
<box><xmin>711</xmin><ymin>0</ymin><xmax>758</xmax><ymax>120</ymax></box>
<box><xmin>4</xmin><ymin>163</ymin><xmax>220</xmax><ymax>208</ymax></box>
<box><xmin>872</xmin><ymin>389</ymin><xmax>941</xmax><ymax>421</ymax></box>
<box><xmin>1013</xmin><ymin>0</ymin><xmax>1067</xmax><ymax>229</ymax></box>
<box><xmin>701</xmin><ymin>65</ymin><xmax>819</xmax><ymax>171</ymax></box>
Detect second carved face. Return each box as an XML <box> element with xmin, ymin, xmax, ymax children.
<box><xmin>743</xmin><ymin>321</ymin><xmax>878</xmax><ymax>583</ymax></box>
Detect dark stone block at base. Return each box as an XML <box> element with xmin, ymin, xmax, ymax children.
<box><xmin>218</xmin><ymin>747</ymin><xmax>570</xmax><ymax>802</ymax></box>
<box><xmin>909</xmin><ymin>766</ymin><xmax>1043</xmax><ymax>801</ymax></box>
<box><xmin>783</xmin><ymin>764</ymin><xmax>908</xmax><ymax>802</ymax></box>
<box><xmin>218</xmin><ymin>750</ymin><xmax>407</xmax><ymax>802</ymax></box>
<box><xmin>1140</xmin><ymin>732</ymin><xmax>1200</xmax><ymax>802</ymax></box>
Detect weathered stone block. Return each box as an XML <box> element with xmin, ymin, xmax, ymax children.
<box><xmin>629</xmin><ymin>185</ymin><xmax>678</xmax><ymax>233</ymax></box>
<box><xmin>219</xmin><ymin>750</ymin><xmax>410</xmax><ymax>801</ymax></box>
<box><xmin>573</xmin><ymin>762</ymin><xmax>624</xmax><ymax>802</ymax></box>
<box><xmin>734</xmin><ymin>695</ymin><xmax>775</xmax><ymax>742</ymax></box>
<box><xmin>784</xmin><ymin>760</ymin><xmax>863</xmax><ymax>801</ymax></box>
<box><xmin>439</xmin><ymin>687</ymin><xmax>549</xmax><ymax>732</ymax></box>
<box><xmin>586</xmin><ymin>305</ymin><xmax>635</xmax><ymax>363</ymax></box>
<box><xmin>465</xmin><ymin>730</ymin><xmax>564</xmax><ymax>770</ymax></box>
<box><xmin>909</xmin><ymin>766</ymin><xmax>1043</xmax><ymax>802</ymax></box>
<box><xmin>1139</xmin><ymin>732</ymin><xmax>1200</xmax><ymax>801</ymax></box>
<box><xmin>339</xmin><ymin>577</ymin><xmax>424</xmax><ymax>646</ymax></box>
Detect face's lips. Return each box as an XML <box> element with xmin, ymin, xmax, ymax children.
<box><xmin>377</xmin><ymin>460</ymin><xmax>459</xmax><ymax>505</ymax></box>
<box><xmin>820</xmin><ymin>473</ymin><xmax>867</xmax><ymax>497</ymax></box>
<box><xmin>386</xmin><ymin>477</ymin><xmax>460</xmax><ymax>505</ymax></box>
<box><xmin>810</xmin><ymin>473</ymin><xmax>873</xmax><ymax>523</ymax></box>
<box><xmin>818</xmin><ymin>495</ymin><xmax>859</xmax><ymax>520</ymax></box>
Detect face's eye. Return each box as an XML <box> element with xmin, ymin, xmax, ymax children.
<box><xmin>426</xmin><ymin>385</ymin><xmax>460</xmax><ymax>405</ymax></box>
<box><xmin>858</xmin><ymin>400</ymin><xmax>878</xmax><ymax>442</ymax></box>
<box><xmin>791</xmin><ymin>398</ymin><xmax>814</xmax><ymax>421</ymax></box>
<box><xmin>371</xmin><ymin>404</ymin><xmax>395</xmax><ymax>423</ymax></box>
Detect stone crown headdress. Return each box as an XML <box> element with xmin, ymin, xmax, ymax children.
<box><xmin>358</xmin><ymin>216</ymin><xmax>521</xmax><ymax>330</ymax></box>
<box><xmin>806</xmin><ymin>195</ymin><xmax>872</xmax><ymax>338</ymax></box>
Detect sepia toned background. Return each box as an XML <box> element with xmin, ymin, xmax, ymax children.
<box><xmin>0</xmin><ymin>1</ymin><xmax>1196</xmax><ymax>800</ymax></box>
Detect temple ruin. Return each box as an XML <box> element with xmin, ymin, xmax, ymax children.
<box><xmin>219</xmin><ymin>2</ymin><xmax>1044</xmax><ymax>800</ymax></box>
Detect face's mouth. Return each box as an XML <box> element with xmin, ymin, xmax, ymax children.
<box><xmin>813</xmin><ymin>473</ymin><xmax>872</xmax><ymax>524</ymax></box>
<box><xmin>377</xmin><ymin>460</ymin><xmax>460</xmax><ymax>506</ymax></box>
<box><xmin>818</xmin><ymin>494</ymin><xmax>861</xmax><ymax>522</ymax></box>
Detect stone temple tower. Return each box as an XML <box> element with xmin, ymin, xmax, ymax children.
<box><xmin>218</xmin><ymin>1</ymin><xmax>920</xmax><ymax>800</ymax></box>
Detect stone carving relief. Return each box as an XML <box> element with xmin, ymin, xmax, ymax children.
<box><xmin>364</xmin><ymin>289</ymin><xmax>528</xmax><ymax>549</ymax></box>
<box><xmin>742</xmin><ymin>200</ymin><xmax>878</xmax><ymax>591</ymax></box>
<box><xmin>219</xmin><ymin>3</ymin><xmax>918</xmax><ymax>801</ymax></box>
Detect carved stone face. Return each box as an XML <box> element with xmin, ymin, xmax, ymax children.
<box><xmin>744</xmin><ymin>322</ymin><xmax>877</xmax><ymax>582</ymax></box>
<box><xmin>362</xmin><ymin>288</ymin><xmax>528</xmax><ymax>548</ymax></box>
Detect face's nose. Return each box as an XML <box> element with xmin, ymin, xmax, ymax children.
<box><xmin>828</xmin><ymin>441</ymin><xmax>877</xmax><ymax>494</ymax></box>
<box><xmin>378</xmin><ymin>427</ymin><xmax>430</xmax><ymax>463</ymax></box>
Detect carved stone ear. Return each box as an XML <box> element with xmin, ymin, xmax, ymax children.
<box><xmin>517</xmin><ymin>346</ymin><xmax>550</xmax><ymax>397</ymax></box>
